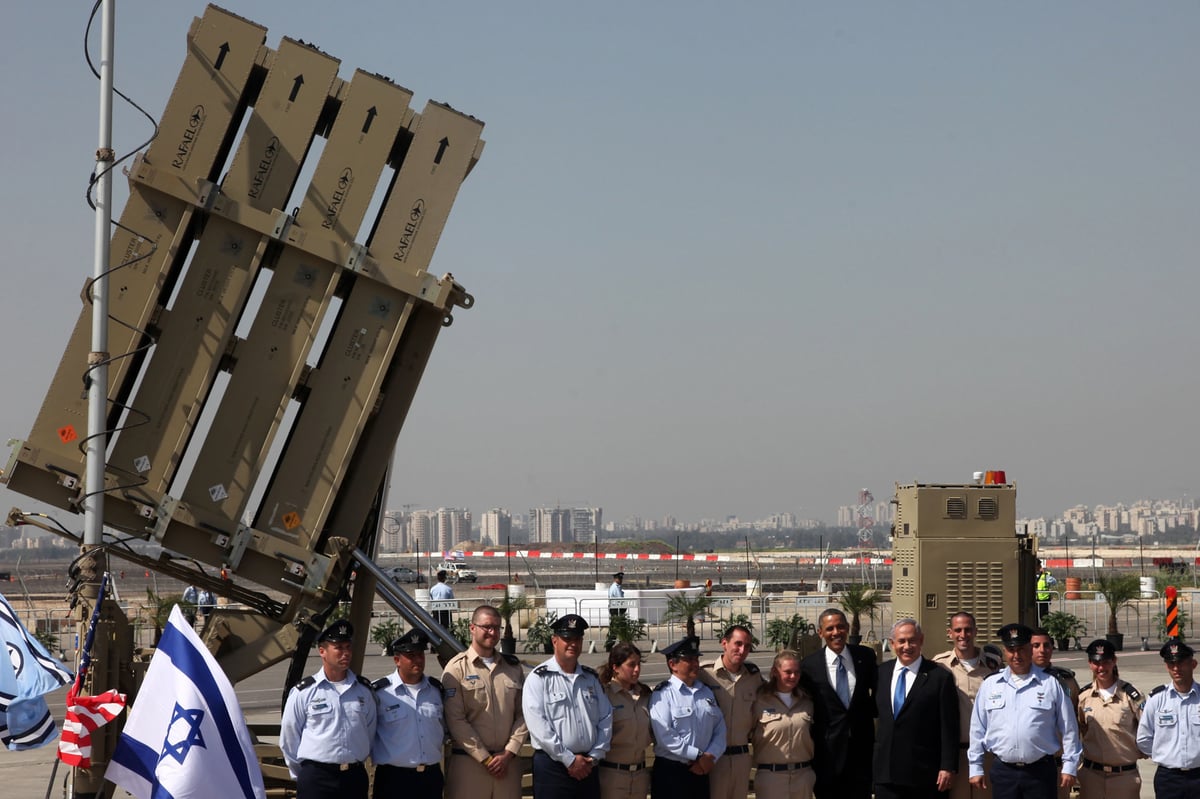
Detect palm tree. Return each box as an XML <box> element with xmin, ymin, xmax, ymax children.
<box><xmin>664</xmin><ymin>593</ymin><xmax>714</xmax><ymax>640</ymax></box>
<box><xmin>838</xmin><ymin>584</ymin><xmax>882</xmax><ymax>643</ymax></box>
<box><xmin>1095</xmin><ymin>573</ymin><xmax>1141</xmax><ymax>649</ymax></box>
<box><xmin>497</xmin><ymin>591</ymin><xmax>531</xmax><ymax>654</ymax></box>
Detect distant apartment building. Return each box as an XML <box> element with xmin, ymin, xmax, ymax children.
<box><xmin>436</xmin><ymin>508</ymin><xmax>472</xmax><ymax>552</ymax></box>
<box><xmin>480</xmin><ymin>508</ymin><xmax>513</xmax><ymax>545</ymax></box>
<box><xmin>527</xmin><ymin>506</ymin><xmax>602</xmax><ymax>544</ymax></box>
<box><xmin>408</xmin><ymin>510</ymin><xmax>434</xmax><ymax>552</ymax></box>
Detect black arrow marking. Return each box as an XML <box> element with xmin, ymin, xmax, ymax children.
<box><xmin>362</xmin><ymin>106</ymin><xmax>378</xmax><ymax>134</ymax></box>
<box><xmin>289</xmin><ymin>75</ymin><xmax>305</xmax><ymax>102</ymax></box>
<box><xmin>215</xmin><ymin>43</ymin><xmax>229</xmax><ymax>71</ymax></box>
<box><xmin>434</xmin><ymin>137</ymin><xmax>449</xmax><ymax>164</ymax></box>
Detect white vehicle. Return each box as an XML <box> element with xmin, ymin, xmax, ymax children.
<box><xmin>435</xmin><ymin>561</ymin><xmax>477</xmax><ymax>583</ymax></box>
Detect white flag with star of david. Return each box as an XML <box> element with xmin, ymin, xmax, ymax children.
<box><xmin>105</xmin><ymin>605</ymin><xmax>266</xmax><ymax>798</ymax></box>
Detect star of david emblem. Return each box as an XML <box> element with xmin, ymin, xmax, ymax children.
<box><xmin>159</xmin><ymin>703</ymin><xmax>207</xmax><ymax>765</ymax></box>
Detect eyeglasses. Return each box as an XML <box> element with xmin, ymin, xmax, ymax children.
<box><xmin>472</xmin><ymin>624</ymin><xmax>501</xmax><ymax>632</ymax></box>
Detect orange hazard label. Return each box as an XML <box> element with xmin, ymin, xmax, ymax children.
<box><xmin>59</xmin><ymin>426</ymin><xmax>78</xmax><ymax>443</ymax></box>
<box><xmin>282</xmin><ymin>512</ymin><xmax>301</xmax><ymax>530</ymax></box>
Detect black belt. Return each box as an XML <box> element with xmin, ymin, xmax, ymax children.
<box><xmin>301</xmin><ymin>759</ymin><xmax>365</xmax><ymax>773</ymax></box>
<box><xmin>998</xmin><ymin>755</ymin><xmax>1054</xmax><ymax>769</ymax></box>
<box><xmin>724</xmin><ymin>745</ymin><xmax>751</xmax><ymax>755</ymax></box>
<box><xmin>1081</xmin><ymin>758</ymin><xmax>1137</xmax><ymax>774</ymax></box>
<box><xmin>600</xmin><ymin>760</ymin><xmax>646</xmax><ymax>772</ymax></box>
<box><xmin>377</xmin><ymin>763</ymin><xmax>440</xmax><ymax>773</ymax></box>
<box><xmin>756</xmin><ymin>761</ymin><xmax>813</xmax><ymax>771</ymax></box>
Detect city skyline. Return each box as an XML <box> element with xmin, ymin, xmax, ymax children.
<box><xmin>1</xmin><ymin>4</ymin><xmax>1196</xmax><ymax>534</ymax></box>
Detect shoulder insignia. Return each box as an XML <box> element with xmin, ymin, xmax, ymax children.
<box><xmin>581</xmin><ymin>665</ymin><xmax>599</xmax><ymax>678</ymax></box>
<box><xmin>502</xmin><ymin>653</ymin><xmax>521</xmax><ymax>666</ymax></box>
<box><xmin>1150</xmin><ymin>684</ymin><xmax>1166</xmax><ymax>697</ymax></box>
<box><xmin>653</xmin><ymin>679</ymin><xmax>671</xmax><ymax>692</ymax></box>
<box><xmin>534</xmin><ymin>665</ymin><xmax>551</xmax><ymax>675</ymax></box>
<box><xmin>357</xmin><ymin>674</ymin><xmax>374</xmax><ymax>689</ymax></box>
<box><xmin>296</xmin><ymin>676</ymin><xmax>316</xmax><ymax>691</ymax></box>
<box><xmin>744</xmin><ymin>662</ymin><xmax>760</xmax><ymax>675</ymax></box>
<box><xmin>429</xmin><ymin>677</ymin><xmax>444</xmax><ymax>694</ymax></box>
<box><xmin>1048</xmin><ymin>665</ymin><xmax>1075</xmax><ymax>680</ymax></box>
<box><xmin>1124</xmin><ymin>683</ymin><xmax>1142</xmax><ymax>701</ymax></box>
<box><xmin>372</xmin><ymin>676</ymin><xmax>391</xmax><ymax>691</ymax></box>
<box><xmin>1080</xmin><ymin>682</ymin><xmax>1093</xmax><ymax>692</ymax></box>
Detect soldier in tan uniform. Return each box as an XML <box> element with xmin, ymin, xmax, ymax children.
<box><xmin>1076</xmin><ymin>639</ymin><xmax>1144</xmax><ymax>799</ymax></box>
<box><xmin>1031</xmin><ymin>627</ymin><xmax>1082</xmax><ymax>799</ymax></box>
<box><xmin>751</xmin><ymin>650</ymin><xmax>816</xmax><ymax>799</ymax></box>
<box><xmin>442</xmin><ymin>605</ymin><xmax>529</xmax><ymax>799</ymax></box>
<box><xmin>598</xmin><ymin>643</ymin><xmax>652</xmax><ymax>799</ymax></box>
<box><xmin>699</xmin><ymin>624</ymin><xmax>763</xmax><ymax>799</ymax></box>
<box><xmin>931</xmin><ymin>611</ymin><xmax>1002</xmax><ymax>799</ymax></box>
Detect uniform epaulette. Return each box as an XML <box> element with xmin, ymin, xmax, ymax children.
<box><xmin>296</xmin><ymin>676</ymin><xmax>316</xmax><ymax>691</ymax></box>
<box><xmin>1150</xmin><ymin>684</ymin><xmax>1166</xmax><ymax>697</ymax></box>
<box><xmin>1080</xmin><ymin>682</ymin><xmax>1093</xmax><ymax>692</ymax></box>
<box><xmin>581</xmin><ymin>665</ymin><xmax>599</xmax><ymax>678</ymax></box>
<box><xmin>429</xmin><ymin>677</ymin><xmax>444</xmax><ymax>694</ymax></box>
<box><xmin>372</xmin><ymin>676</ymin><xmax>391</xmax><ymax>691</ymax></box>
<box><xmin>534</xmin><ymin>665</ymin><xmax>551</xmax><ymax>675</ymax></box>
<box><xmin>1123</xmin><ymin>682</ymin><xmax>1142</xmax><ymax>702</ymax></box>
<box><xmin>1047</xmin><ymin>665</ymin><xmax>1075</xmax><ymax>680</ymax></box>
<box><xmin>744</xmin><ymin>662</ymin><xmax>760</xmax><ymax>675</ymax></box>
<box><xmin>653</xmin><ymin>679</ymin><xmax>671</xmax><ymax>692</ymax></box>
<box><xmin>502</xmin><ymin>653</ymin><xmax>521</xmax><ymax>667</ymax></box>
<box><xmin>357</xmin><ymin>674</ymin><xmax>374</xmax><ymax>689</ymax></box>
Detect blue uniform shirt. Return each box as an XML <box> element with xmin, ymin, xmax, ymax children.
<box><xmin>430</xmin><ymin>582</ymin><xmax>455</xmax><ymax>600</ymax></box>
<box><xmin>521</xmin><ymin>657</ymin><xmax>613</xmax><ymax>767</ymax></box>
<box><xmin>1136</xmin><ymin>681</ymin><xmax>1200</xmax><ymax>768</ymax></box>
<box><xmin>649</xmin><ymin>675</ymin><xmax>727</xmax><ymax>764</ymax></box>
<box><xmin>371</xmin><ymin>673</ymin><xmax>446</xmax><ymax>767</ymax></box>
<box><xmin>280</xmin><ymin>667</ymin><xmax>377</xmax><ymax>777</ymax></box>
<box><xmin>968</xmin><ymin>666</ymin><xmax>1081</xmax><ymax>777</ymax></box>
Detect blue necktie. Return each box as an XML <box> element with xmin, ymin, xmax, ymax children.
<box><xmin>893</xmin><ymin>666</ymin><xmax>907</xmax><ymax>717</ymax></box>
<box><xmin>836</xmin><ymin>656</ymin><xmax>850</xmax><ymax>708</ymax></box>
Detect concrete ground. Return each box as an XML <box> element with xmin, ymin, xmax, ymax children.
<box><xmin>0</xmin><ymin>639</ymin><xmax>1177</xmax><ymax>798</ymax></box>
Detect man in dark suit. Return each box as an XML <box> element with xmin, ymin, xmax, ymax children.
<box><xmin>800</xmin><ymin>607</ymin><xmax>878</xmax><ymax>799</ymax></box>
<box><xmin>874</xmin><ymin>618</ymin><xmax>960</xmax><ymax>799</ymax></box>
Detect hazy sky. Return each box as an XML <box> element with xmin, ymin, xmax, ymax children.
<box><xmin>1</xmin><ymin>2</ymin><xmax>1197</xmax><ymax>528</ymax></box>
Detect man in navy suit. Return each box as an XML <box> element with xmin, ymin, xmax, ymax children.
<box><xmin>873</xmin><ymin>619</ymin><xmax>960</xmax><ymax>799</ymax></box>
<box><xmin>800</xmin><ymin>608</ymin><xmax>878</xmax><ymax>799</ymax></box>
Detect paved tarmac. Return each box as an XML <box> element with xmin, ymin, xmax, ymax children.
<box><xmin>0</xmin><ymin>639</ymin><xmax>1179</xmax><ymax>798</ymax></box>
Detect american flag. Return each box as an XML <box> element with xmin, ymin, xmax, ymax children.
<box><xmin>57</xmin><ymin>573</ymin><xmax>126</xmax><ymax>768</ymax></box>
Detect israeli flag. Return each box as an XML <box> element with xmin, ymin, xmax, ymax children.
<box><xmin>0</xmin><ymin>592</ymin><xmax>73</xmax><ymax>749</ymax></box>
<box><xmin>106</xmin><ymin>605</ymin><xmax>266</xmax><ymax>798</ymax></box>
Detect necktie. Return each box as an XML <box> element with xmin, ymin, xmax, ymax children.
<box><xmin>836</xmin><ymin>656</ymin><xmax>850</xmax><ymax>708</ymax></box>
<box><xmin>893</xmin><ymin>666</ymin><xmax>907</xmax><ymax>717</ymax></box>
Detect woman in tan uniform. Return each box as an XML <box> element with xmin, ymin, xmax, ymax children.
<box><xmin>751</xmin><ymin>650</ymin><xmax>817</xmax><ymax>799</ymax></box>
<box><xmin>599</xmin><ymin>643</ymin><xmax>652</xmax><ymax>799</ymax></box>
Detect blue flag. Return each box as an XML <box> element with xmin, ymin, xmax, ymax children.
<box><xmin>0</xmin><ymin>592</ymin><xmax>74</xmax><ymax>749</ymax></box>
<box><xmin>106</xmin><ymin>605</ymin><xmax>265</xmax><ymax>798</ymax></box>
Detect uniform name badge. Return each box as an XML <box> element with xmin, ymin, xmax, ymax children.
<box><xmin>1158</xmin><ymin>711</ymin><xmax>1176</xmax><ymax>726</ymax></box>
<box><xmin>986</xmin><ymin>692</ymin><xmax>1005</xmax><ymax>710</ymax></box>
<box><xmin>311</xmin><ymin>700</ymin><xmax>332</xmax><ymax>715</ymax></box>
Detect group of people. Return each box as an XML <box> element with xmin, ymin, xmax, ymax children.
<box><xmin>181</xmin><ymin>584</ymin><xmax>216</xmax><ymax>626</ymax></box>
<box><xmin>278</xmin><ymin>603</ymin><xmax>1200</xmax><ymax>799</ymax></box>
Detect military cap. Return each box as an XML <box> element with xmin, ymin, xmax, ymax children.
<box><xmin>997</xmin><ymin>623</ymin><xmax>1033</xmax><ymax>648</ymax></box>
<box><xmin>1086</xmin><ymin>639</ymin><xmax>1116</xmax><ymax>663</ymax></box>
<box><xmin>662</xmin><ymin>637</ymin><xmax>702</xmax><ymax>660</ymax></box>
<box><xmin>317</xmin><ymin>619</ymin><xmax>354</xmax><ymax>643</ymax></box>
<box><xmin>613</xmin><ymin>572</ymin><xmax>625</xmax><ymax>579</ymax></box>
<box><xmin>1160</xmin><ymin>638</ymin><xmax>1195</xmax><ymax>663</ymax></box>
<box><xmin>390</xmin><ymin>628</ymin><xmax>430</xmax><ymax>656</ymax></box>
<box><xmin>551</xmin><ymin>614</ymin><xmax>589</xmax><ymax>638</ymax></box>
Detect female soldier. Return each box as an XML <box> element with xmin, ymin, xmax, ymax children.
<box><xmin>752</xmin><ymin>650</ymin><xmax>817</xmax><ymax>799</ymax></box>
<box><xmin>599</xmin><ymin>643</ymin><xmax>652</xmax><ymax>799</ymax></box>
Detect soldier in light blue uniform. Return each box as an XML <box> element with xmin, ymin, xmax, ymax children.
<box><xmin>968</xmin><ymin>623</ymin><xmax>1081</xmax><ymax>799</ymax></box>
<box><xmin>649</xmin><ymin>637</ymin><xmax>727</xmax><ymax>799</ymax></box>
<box><xmin>372</xmin><ymin>628</ymin><xmax>446</xmax><ymax>799</ymax></box>
<box><xmin>1136</xmin><ymin>638</ymin><xmax>1200</xmax><ymax>799</ymax></box>
<box><xmin>522</xmin><ymin>613</ymin><xmax>613</xmax><ymax>799</ymax></box>
<box><xmin>280</xmin><ymin>619</ymin><xmax>377</xmax><ymax>799</ymax></box>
